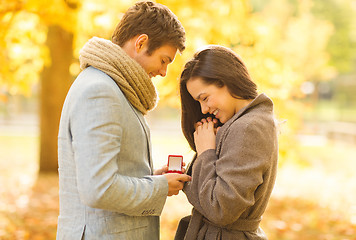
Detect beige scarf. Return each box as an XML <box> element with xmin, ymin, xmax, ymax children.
<box><xmin>79</xmin><ymin>37</ymin><xmax>157</xmax><ymax>114</ymax></box>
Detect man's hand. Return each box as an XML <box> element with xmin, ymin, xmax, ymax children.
<box><xmin>154</xmin><ymin>162</ymin><xmax>187</xmax><ymax>175</ymax></box>
<box><xmin>164</xmin><ymin>173</ymin><xmax>191</xmax><ymax>196</ymax></box>
<box><xmin>154</xmin><ymin>165</ymin><xmax>169</xmax><ymax>175</ymax></box>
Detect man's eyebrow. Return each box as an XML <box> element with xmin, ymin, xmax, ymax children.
<box><xmin>164</xmin><ymin>55</ymin><xmax>173</xmax><ymax>63</ymax></box>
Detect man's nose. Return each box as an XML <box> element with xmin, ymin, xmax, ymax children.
<box><xmin>159</xmin><ymin>66</ymin><xmax>167</xmax><ymax>77</ymax></box>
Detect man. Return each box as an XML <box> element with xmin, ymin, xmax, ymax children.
<box><xmin>57</xmin><ymin>1</ymin><xmax>191</xmax><ymax>239</ymax></box>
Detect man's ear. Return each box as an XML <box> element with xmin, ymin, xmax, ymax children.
<box><xmin>134</xmin><ymin>34</ymin><xmax>149</xmax><ymax>53</ymax></box>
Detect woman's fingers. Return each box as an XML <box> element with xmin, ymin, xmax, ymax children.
<box><xmin>198</xmin><ymin>120</ymin><xmax>214</xmax><ymax>132</ymax></box>
<box><xmin>208</xmin><ymin>120</ymin><xmax>214</xmax><ymax>130</ymax></box>
<box><xmin>194</xmin><ymin>121</ymin><xmax>203</xmax><ymax>130</ymax></box>
<box><xmin>196</xmin><ymin>117</ymin><xmax>218</xmax><ymax>132</ymax></box>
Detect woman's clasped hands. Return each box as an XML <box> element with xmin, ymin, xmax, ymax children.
<box><xmin>194</xmin><ymin>117</ymin><xmax>220</xmax><ymax>156</ymax></box>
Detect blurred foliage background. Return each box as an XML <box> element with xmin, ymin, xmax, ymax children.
<box><xmin>1</xmin><ymin>0</ymin><xmax>356</xmax><ymax>239</ymax></box>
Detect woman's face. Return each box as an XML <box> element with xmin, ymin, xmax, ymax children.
<box><xmin>186</xmin><ymin>77</ymin><xmax>240</xmax><ymax>124</ymax></box>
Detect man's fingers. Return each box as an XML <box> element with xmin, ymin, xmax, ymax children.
<box><xmin>177</xmin><ymin>174</ymin><xmax>192</xmax><ymax>182</ymax></box>
<box><xmin>168</xmin><ymin>190</ymin><xmax>179</xmax><ymax>196</ymax></box>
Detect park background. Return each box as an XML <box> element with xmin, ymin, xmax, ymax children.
<box><xmin>1</xmin><ymin>0</ymin><xmax>356</xmax><ymax>239</ymax></box>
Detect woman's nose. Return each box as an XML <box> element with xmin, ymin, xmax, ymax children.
<box><xmin>200</xmin><ymin>103</ymin><xmax>209</xmax><ymax>114</ymax></box>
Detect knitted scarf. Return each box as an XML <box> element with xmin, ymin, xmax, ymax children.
<box><xmin>79</xmin><ymin>37</ymin><xmax>158</xmax><ymax>115</ymax></box>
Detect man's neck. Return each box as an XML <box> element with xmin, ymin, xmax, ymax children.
<box><xmin>121</xmin><ymin>40</ymin><xmax>135</xmax><ymax>59</ymax></box>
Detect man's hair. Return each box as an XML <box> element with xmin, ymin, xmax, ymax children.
<box><xmin>112</xmin><ymin>1</ymin><xmax>185</xmax><ymax>54</ymax></box>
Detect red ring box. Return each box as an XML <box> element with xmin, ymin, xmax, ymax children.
<box><xmin>167</xmin><ymin>155</ymin><xmax>183</xmax><ymax>174</ymax></box>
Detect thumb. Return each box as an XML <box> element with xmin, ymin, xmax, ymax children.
<box><xmin>178</xmin><ymin>174</ymin><xmax>192</xmax><ymax>182</ymax></box>
<box><xmin>214</xmin><ymin>126</ymin><xmax>221</xmax><ymax>134</ymax></box>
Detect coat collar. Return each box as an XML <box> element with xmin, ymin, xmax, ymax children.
<box><xmin>215</xmin><ymin>93</ymin><xmax>273</xmax><ymax>155</ymax></box>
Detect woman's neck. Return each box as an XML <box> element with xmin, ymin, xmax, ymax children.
<box><xmin>235</xmin><ymin>99</ymin><xmax>253</xmax><ymax>114</ymax></box>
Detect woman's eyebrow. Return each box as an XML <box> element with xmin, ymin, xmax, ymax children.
<box><xmin>195</xmin><ymin>93</ymin><xmax>205</xmax><ymax>101</ymax></box>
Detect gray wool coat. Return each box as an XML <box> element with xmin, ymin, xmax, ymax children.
<box><xmin>182</xmin><ymin>93</ymin><xmax>278</xmax><ymax>240</ymax></box>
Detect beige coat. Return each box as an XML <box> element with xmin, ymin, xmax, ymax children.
<box><xmin>182</xmin><ymin>93</ymin><xmax>278</xmax><ymax>240</ymax></box>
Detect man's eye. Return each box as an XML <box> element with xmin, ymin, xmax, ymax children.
<box><xmin>161</xmin><ymin>60</ymin><xmax>166</xmax><ymax>64</ymax></box>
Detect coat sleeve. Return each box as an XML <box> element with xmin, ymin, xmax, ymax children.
<box><xmin>183</xmin><ymin>120</ymin><xmax>274</xmax><ymax>226</ymax></box>
<box><xmin>70</xmin><ymin>79</ymin><xmax>168</xmax><ymax>216</ymax></box>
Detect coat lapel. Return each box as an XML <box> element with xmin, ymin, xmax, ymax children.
<box><xmin>127</xmin><ymin>102</ymin><xmax>153</xmax><ymax>172</ymax></box>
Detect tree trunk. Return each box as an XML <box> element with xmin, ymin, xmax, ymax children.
<box><xmin>39</xmin><ymin>25</ymin><xmax>73</xmax><ymax>172</ymax></box>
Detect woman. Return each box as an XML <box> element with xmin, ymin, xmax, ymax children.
<box><xmin>175</xmin><ymin>45</ymin><xmax>278</xmax><ymax>240</ymax></box>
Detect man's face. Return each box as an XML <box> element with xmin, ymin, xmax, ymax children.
<box><xmin>134</xmin><ymin>44</ymin><xmax>178</xmax><ymax>78</ymax></box>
